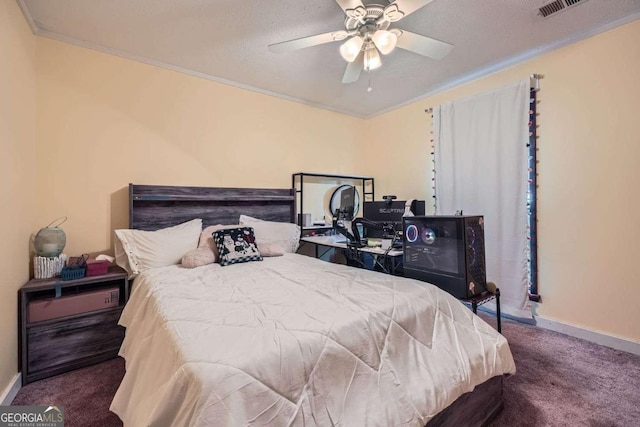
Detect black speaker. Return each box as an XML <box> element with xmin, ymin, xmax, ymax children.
<box><xmin>402</xmin><ymin>216</ymin><xmax>487</xmax><ymax>299</ymax></box>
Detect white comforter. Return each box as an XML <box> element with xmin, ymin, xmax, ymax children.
<box><xmin>111</xmin><ymin>254</ymin><xmax>515</xmax><ymax>427</ymax></box>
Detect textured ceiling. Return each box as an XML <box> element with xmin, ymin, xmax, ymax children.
<box><xmin>19</xmin><ymin>0</ymin><xmax>640</xmax><ymax>117</ymax></box>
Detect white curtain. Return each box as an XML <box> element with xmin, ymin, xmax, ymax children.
<box><xmin>433</xmin><ymin>80</ymin><xmax>531</xmax><ymax>319</ymax></box>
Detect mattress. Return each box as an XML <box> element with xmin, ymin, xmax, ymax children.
<box><xmin>110</xmin><ymin>253</ymin><xmax>515</xmax><ymax>426</ymax></box>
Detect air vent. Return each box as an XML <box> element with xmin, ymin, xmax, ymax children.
<box><xmin>538</xmin><ymin>0</ymin><xmax>588</xmax><ymax>18</ymax></box>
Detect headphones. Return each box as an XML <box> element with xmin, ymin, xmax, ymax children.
<box><xmin>403</xmin><ymin>199</ymin><xmax>416</xmax><ymax>217</ymax></box>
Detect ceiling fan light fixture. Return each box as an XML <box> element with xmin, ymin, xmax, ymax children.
<box><xmin>372</xmin><ymin>30</ymin><xmax>398</xmax><ymax>55</ymax></box>
<box><xmin>339</xmin><ymin>36</ymin><xmax>364</xmax><ymax>62</ymax></box>
<box><xmin>364</xmin><ymin>48</ymin><xmax>382</xmax><ymax>72</ymax></box>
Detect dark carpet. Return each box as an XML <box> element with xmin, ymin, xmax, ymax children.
<box><xmin>12</xmin><ymin>357</ymin><xmax>123</xmax><ymax>426</ymax></box>
<box><xmin>12</xmin><ymin>314</ymin><xmax>640</xmax><ymax>426</ymax></box>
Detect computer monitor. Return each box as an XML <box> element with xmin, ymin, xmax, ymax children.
<box><xmin>339</xmin><ymin>186</ymin><xmax>356</xmax><ymax>221</ymax></box>
<box><xmin>363</xmin><ymin>200</ymin><xmax>425</xmax><ymax>238</ymax></box>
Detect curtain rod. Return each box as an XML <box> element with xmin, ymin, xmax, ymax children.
<box><xmin>425</xmin><ymin>74</ymin><xmax>541</xmax><ymax>113</ymax></box>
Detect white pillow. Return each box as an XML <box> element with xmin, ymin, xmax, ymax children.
<box><xmin>114</xmin><ymin>218</ymin><xmax>202</xmax><ymax>277</ymax></box>
<box><xmin>239</xmin><ymin>215</ymin><xmax>300</xmax><ymax>253</ymax></box>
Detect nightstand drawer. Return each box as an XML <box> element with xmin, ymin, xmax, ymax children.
<box><xmin>27</xmin><ymin>308</ymin><xmax>124</xmax><ymax>378</ymax></box>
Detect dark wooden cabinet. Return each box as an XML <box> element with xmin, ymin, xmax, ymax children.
<box><xmin>19</xmin><ymin>266</ymin><xmax>129</xmax><ymax>385</ymax></box>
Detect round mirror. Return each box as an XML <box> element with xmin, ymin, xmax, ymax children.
<box><xmin>328</xmin><ymin>185</ymin><xmax>360</xmax><ymax>219</ymax></box>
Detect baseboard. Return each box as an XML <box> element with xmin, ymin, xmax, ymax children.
<box><xmin>477</xmin><ymin>305</ymin><xmax>536</xmax><ymax>325</ymax></box>
<box><xmin>0</xmin><ymin>373</ymin><xmax>21</xmax><ymax>406</ymax></box>
<box><xmin>535</xmin><ymin>316</ymin><xmax>640</xmax><ymax>356</ymax></box>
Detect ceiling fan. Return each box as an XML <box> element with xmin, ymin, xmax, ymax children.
<box><xmin>268</xmin><ymin>0</ymin><xmax>454</xmax><ymax>84</ymax></box>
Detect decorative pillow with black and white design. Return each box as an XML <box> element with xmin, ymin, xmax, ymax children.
<box><xmin>213</xmin><ymin>227</ymin><xmax>262</xmax><ymax>266</ymax></box>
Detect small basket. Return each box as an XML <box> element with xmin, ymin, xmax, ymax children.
<box><xmin>60</xmin><ymin>266</ymin><xmax>85</xmax><ymax>281</ymax></box>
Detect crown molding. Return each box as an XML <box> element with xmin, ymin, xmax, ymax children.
<box><xmin>15</xmin><ymin>1</ymin><xmax>640</xmax><ymax>119</ymax></box>
<box><xmin>371</xmin><ymin>13</ymin><xmax>640</xmax><ymax>118</ymax></box>
<box><xmin>16</xmin><ymin>0</ymin><xmax>40</xmax><ymax>35</ymax></box>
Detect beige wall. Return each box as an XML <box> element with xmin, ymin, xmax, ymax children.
<box><xmin>0</xmin><ymin>0</ymin><xmax>38</xmax><ymax>393</ymax></box>
<box><xmin>35</xmin><ymin>38</ymin><xmax>363</xmax><ymax>256</ymax></box>
<box><xmin>360</xmin><ymin>19</ymin><xmax>640</xmax><ymax>342</ymax></box>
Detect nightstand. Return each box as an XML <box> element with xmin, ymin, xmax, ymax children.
<box><xmin>19</xmin><ymin>266</ymin><xmax>129</xmax><ymax>385</ymax></box>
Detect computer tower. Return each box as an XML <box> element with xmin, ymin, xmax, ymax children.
<box><xmin>402</xmin><ymin>216</ymin><xmax>487</xmax><ymax>299</ymax></box>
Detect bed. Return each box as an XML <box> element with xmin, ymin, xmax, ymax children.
<box><xmin>110</xmin><ymin>184</ymin><xmax>516</xmax><ymax>426</ymax></box>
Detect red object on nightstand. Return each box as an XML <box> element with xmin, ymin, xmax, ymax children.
<box><xmin>85</xmin><ymin>259</ymin><xmax>110</xmax><ymax>276</ymax></box>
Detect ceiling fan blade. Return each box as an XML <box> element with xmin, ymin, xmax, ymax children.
<box><xmin>342</xmin><ymin>51</ymin><xmax>364</xmax><ymax>84</ymax></box>
<box><xmin>335</xmin><ymin>0</ymin><xmax>367</xmax><ymax>21</ymax></box>
<box><xmin>380</xmin><ymin>0</ymin><xmax>434</xmax><ymax>23</ymax></box>
<box><xmin>269</xmin><ymin>30</ymin><xmax>349</xmax><ymax>53</ymax></box>
<box><xmin>396</xmin><ymin>30</ymin><xmax>453</xmax><ymax>60</ymax></box>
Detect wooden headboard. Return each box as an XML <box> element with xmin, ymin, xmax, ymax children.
<box><xmin>129</xmin><ymin>184</ymin><xmax>295</xmax><ymax>231</ymax></box>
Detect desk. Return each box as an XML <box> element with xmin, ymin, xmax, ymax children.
<box><xmin>300</xmin><ymin>236</ymin><xmax>403</xmax><ymax>274</ymax></box>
